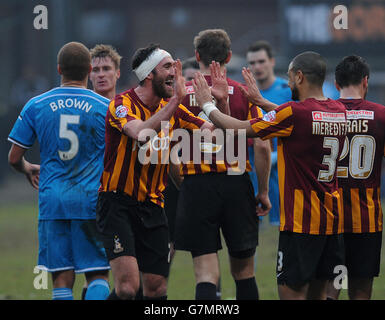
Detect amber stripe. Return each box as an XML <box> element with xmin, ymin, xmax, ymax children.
<box><xmin>293</xmin><ymin>189</ymin><xmax>304</xmax><ymax>233</ymax></box>
<box><xmin>350</xmin><ymin>188</ymin><xmax>361</xmax><ymax>233</ymax></box>
<box><xmin>310</xmin><ymin>191</ymin><xmax>321</xmax><ymax>234</ymax></box>
<box><xmin>277</xmin><ymin>141</ymin><xmax>286</xmax><ymax>231</ymax></box>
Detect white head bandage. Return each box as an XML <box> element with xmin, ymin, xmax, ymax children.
<box><xmin>134</xmin><ymin>49</ymin><xmax>172</xmax><ymax>81</ymax></box>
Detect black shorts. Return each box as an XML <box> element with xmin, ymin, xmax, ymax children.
<box><xmin>276</xmin><ymin>231</ymin><xmax>345</xmax><ymax>287</ymax></box>
<box><xmin>174</xmin><ymin>172</ymin><xmax>258</xmax><ymax>256</ymax></box>
<box><xmin>343</xmin><ymin>232</ymin><xmax>382</xmax><ymax>278</ymax></box>
<box><xmin>96</xmin><ymin>191</ymin><xmax>170</xmax><ymax>277</ymax></box>
<box><xmin>164</xmin><ymin>178</ymin><xmax>179</xmax><ymax>243</ymax></box>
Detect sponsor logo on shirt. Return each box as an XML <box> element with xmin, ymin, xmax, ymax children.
<box><xmin>263</xmin><ymin>110</ymin><xmax>276</xmax><ymax>122</ymax></box>
<box><xmin>115</xmin><ymin>105</ymin><xmax>128</xmax><ymax>118</ymax></box>
<box><xmin>312</xmin><ymin>111</ymin><xmax>346</xmax><ymax>122</ymax></box>
<box><xmin>346</xmin><ymin>110</ymin><xmax>374</xmax><ymax>120</ymax></box>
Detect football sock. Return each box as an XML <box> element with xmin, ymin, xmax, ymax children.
<box><xmin>107</xmin><ymin>288</ymin><xmax>121</xmax><ymax>300</ymax></box>
<box><xmin>135</xmin><ymin>284</ymin><xmax>144</xmax><ymax>300</ymax></box>
<box><xmin>81</xmin><ymin>287</ymin><xmax>87</xmax><ymax>300</ymax></box>
<box><xmin>195</xmin><ymin>282</ymin><xmax>218</xmax><ymax>300</ymax></box>
<box><xmin>235</xmin><ymin>277</ymin><xmax>259</xmax><ymax>300</ymax></box>
<box><xmin>52</xmin><ymin>287</ymin><xmax>73</xmax><ymax>300</ymax></box>
<box><xmin>84</xmin><ymin>279</ymin><xmax>110</xmax><ymax>300</ymax></box>
<box><xmin>216</xmin><ymin>277</ymin><xmax>222</xmax><ymax>299</ymax></box>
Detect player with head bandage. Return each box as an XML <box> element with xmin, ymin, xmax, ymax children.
<box><xmin>95</xmin><ymin>43</ymin><xmax>213</xmax><ymax>300</ymax></box>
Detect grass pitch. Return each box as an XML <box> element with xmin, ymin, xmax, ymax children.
<box><xmin>0</xmin><ymin>203</ymin><xmax>384</xmax><ymax>300</ymax></box>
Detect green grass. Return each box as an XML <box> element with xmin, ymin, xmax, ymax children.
<box><xmin>1</xmin><ymin>203</ymin><xmax>385</xmax><ymax>300</ymax></box>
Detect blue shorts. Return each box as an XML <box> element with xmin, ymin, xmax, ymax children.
<box><xmin>37</xmin><ymin>219</ymin><xmax>110</xmax><ymax>273</ymax></box>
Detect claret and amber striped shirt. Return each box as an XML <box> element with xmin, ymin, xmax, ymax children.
<box><xmin>180</xmin><ymin>76</ymin><xmax>262</xmax><ymax>175</ymax></box>
<box><xmin>99</xmin><ymin>88</ymin><xmax>205</xmax><ymax>207</ymax></box>
<box><xmin>250</xmin><ymin>98</ymin><xmax>347</xmax><ymax>235</ymax></box>
<box><xmin>336</xmin><ymin>98</ymin><xmax>385</xmax><ymax>233</ymax></box>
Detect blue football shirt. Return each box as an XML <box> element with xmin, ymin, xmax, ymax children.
<box><xmin>8</xmin><ymin>87</ymin><xmax>109</xmax><ymax>220</ymax></box>
<box><xmin>248</xmin><ymin>77</ymin><xmax>291</xmax><ymax>225</ymax></box>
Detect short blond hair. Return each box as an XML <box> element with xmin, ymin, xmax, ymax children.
<box><xmin>90</xmin><ymin>44</ymin><xmax>122</xmax><ymax>69</ymax></box>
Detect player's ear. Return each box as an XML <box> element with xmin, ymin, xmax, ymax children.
<box><xmin>270</xmin><ymin>57</ymin><xmax>276</xmax><ymax>68</ymax></box>
<box><xmin>88</xmin><ymin>64</ymin><xmax>92</xmax><ymax>74</ymax></box>
<box><xmin>295</xmin><ymin>70</ymin><xmax>304</xmax><ymax>84</ymax></box>
<box><xmin>363</xmin><ymin>75</ymin><xmax>369</xmax><ymax>89</ymax></box>
<box><xmin>146</xmin><ymin>71</ymin><xmax>154</xmax><ymax>81</ymax></box>
<box><xmin>195</xmin><ymin>51</ymin><xmax>201</xmax><ymax>63</ymax></box>
<box><xmin>334</xmin><ymin>80</ymin><xmax>341</xmax><ymax>92</ymax></box>
<box><xmin>57</xmin><ymin>64</ymin><xmax>62</xmax><ymax>75</ymax></box>
<box><xmin>116</xmin><ymin>69</ymin><xmax>121</xmax><ymax>80</ymax></box>
<box><xmin>225</xmin><ymin>50</ymin><xmax>232</xmax><ymax>64</ymax></box>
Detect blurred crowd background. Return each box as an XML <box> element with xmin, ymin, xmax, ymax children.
<box><xmin>1</xmin><ymin>0</ymin><xmax>385</xmax><ymax>195</ymax></box>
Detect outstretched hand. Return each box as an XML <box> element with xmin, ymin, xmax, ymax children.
<box><xmin>239</xmin><ymin>67</ymin><xmax>264</xmax><ymax>105</ymax></box>
<box><xmin>210</xmin><ymin>61</ymin><xmax>228</xmax><ymax>103</ymax></box>
<box><xmin>173</xmin><ymin>59</ymin><xmax>186</xmax><ymax>103</ymax></box>
<box><xmin>192</xmin><ymin>72</ymin><xmax>212</xmax><ymax>109</ymax></box>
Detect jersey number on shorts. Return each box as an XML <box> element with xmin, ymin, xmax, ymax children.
<box><xmin>58</xmin><ymin>114</ymin><xmax>80</xmax><ymax>161</ymax></box>
<box><xmin>337</xmin><ymin>135</ymin><xmax>376</xmax><ymax>179</ymax></box>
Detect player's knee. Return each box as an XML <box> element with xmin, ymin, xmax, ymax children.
<box><xmin>115</xmin><ymin>282</ymin><xmax>138</xmax><ymax>300</ymax></box>
<box><xmin>229</xmin><ymin>248</ymin><xmax>256</xmax><ymax>279</ymax></box>
<box><xmin>229</xmin><ymin>247</ymin><xmax>256</xmax><ymax>260</ymax></box>
<box><xmin>143</xmin><ymin>275</ymin><xmax>167</xmax><ymax>297</ymax></box>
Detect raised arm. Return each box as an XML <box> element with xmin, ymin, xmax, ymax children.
<box><xmin>192</xmin><ymin>72</ymin><xmax>256</xmax><ymax>137</ymax></box>
<box><xmin>123</xmin><ymin>59</ymin><xmax>186</xmax><ymax>141</ymax></box>
<box><xmin>253</xmin><ymin>138</ymin><xmax>272</xmax><ymax>216</ymax></box>
<box><xmin>238</xmin><ymin>68</ymin><xmax>279</xmax><ymax>113</ymax></box>
<box><xmin>209</xmin><ymin>61</ymin><xmax>230</xmax><ymax>115</ymax></box>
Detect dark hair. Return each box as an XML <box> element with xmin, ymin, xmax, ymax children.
<box><xmin>131</xmin><ymin>43</ymin><xmax>160</xmax><ymax>85</ymax></box>
<box><xmin>193</xmin><ymin>29</ymin><xmax>231</xmax><ymax>67</ymax></box>
<box><xmin>57</xmin><ymin>42</ymin><xmax>91</xmax><ymax>81</ymax></box>
<box><xmin>335</xmin><ymin>55</ymin><xmax>370</xmax><ymax>88</ymax></box>
<box><xmin>290</xmin><ymin>51</ymin><xmax>326</xmax><ymax>87</ymax></box>
<box><xmin>247</xmin><ymin>40</ymin><xmax>274</xmax><ymax>58</ymax></box>
<box><xmin>182</xmin><ymin>57</ymin><xmax>199</xmax><ymax>71</ymax></box>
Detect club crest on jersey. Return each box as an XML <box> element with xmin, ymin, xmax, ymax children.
<box><xmin>115</xmin><ymin>105</ymin><xmax>128</xmax><ymax>118</ymax></box>
<box><xmin>113</xmin><ymin>235</ymin><xmax>124</xmax><ymax>253</ymax></box>
<box><xmin>263</xmin><ymin>110</ymin><xmax>276</xmax><ymax>122</ymax></box>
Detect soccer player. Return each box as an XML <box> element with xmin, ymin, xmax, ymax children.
<box><xmin>7</xmin><ymin>42</ymin><xmax>111</xmax><ymax>300</ymax></box>
<box><xmin>174</xmin><ymin>29</ymin><xmax>271</xmax><ymax>300</ymax></box>
<box><xmin>89</xmin><ymin>44</ymin><xmax>122</xmax><ymax>100</ymax></box>
<box><xmin>77</xmin><ymin>44</ymin><xmax>122</xmax><ymax>300</ymax></box>
<box><xmin>193</xmin><ymin>51</ymin><xmax>347</xmax><ymax>300</ymax></box>
<box><xmin>182</xmin><ymin>57</ymin><xmax>200</xmax><ymax>81</ymax></box>
<box><xmin>96</xmin><ymin>43</ymin><xmax>212</xmax><ymax>300</ymax></box>
<box><xmin>326</xmin><ymin>55</ymin><xmax>384</xmax><ymax>300</ymax></box>
<box><xmin>246</xmin><ymin>40</ymin><xmax>291</xmax><ymax>226</ymax></box>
